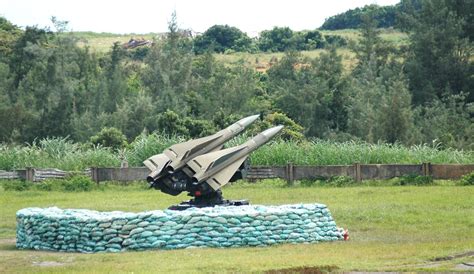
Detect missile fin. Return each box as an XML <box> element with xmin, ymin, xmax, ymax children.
<box><xmin>143</xmin><ymin>154</ymin><xmax>170</xmax><ymax>171</ymax></box>
<box><xmin>205</xmin><ymin>157</ymin><xmax>247</xmax><ymax>190</ymax></box>
<box><xmin>187</xmin><ymin>146</ymin><xmax>244</xmax><ymax>173</ymax></box>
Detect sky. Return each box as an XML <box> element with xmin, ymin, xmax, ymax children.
<box><xmin>2</xmin><ymin>0</ymin><xmax>400</xmax><ymax>36</ymax></box>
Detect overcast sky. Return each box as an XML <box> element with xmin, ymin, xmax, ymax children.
<box><xmin>2</xmin><ymin>0</ymin><xmax>400</xmax><ymax>36</ymax></box>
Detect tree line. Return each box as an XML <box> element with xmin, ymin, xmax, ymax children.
<box><xmin>320</xmin><ymin>4</ymin><xmax>399</xmax><ymax>30</ymax></box>
<box><xmin>193</xmin><ymin>25</ymin><xmax>347</xmax><ymax>54</ymax></box>
<box><xmin>0</xmin><ymin>0</ymin><xmax>472</xmax><ymax>150</ymax></box>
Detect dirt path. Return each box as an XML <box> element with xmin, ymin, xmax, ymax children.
<box><xmin>0</xmin><ymin>238</ymin><xmax>15</xmax><ymax>245</ymax></box>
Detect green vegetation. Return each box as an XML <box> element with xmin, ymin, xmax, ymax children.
<box><xmin>0</xmin><ymin>136</ymin><xmax>473</xmax><ymax>171</ymax></box>
<box><xmin>90</xmin><ymin>127</ymin><xmax>128</xmax><ymax>150</ymax></box>
<box><xmin>0</xmin><ymin>182</ymin><xmax>472</xmax><ymax>272</ymax></box>
<box><xmin>2</xmin><ymin>175</ymin><xmax>96</xmax><ymax>192</ymax></box>
<box><xmin>320</xmin><ymin>4</ymin><xmax>398</xmax><ymax>30</ymax></box>
<box><xmin>0</xmin><ymin>0</ymin><xmax>472</xmax><ymax>158</ymax></box>
<box><xmin>460</xmin><ymin>172</ymin><xmax>474</xmax><ymax>186</ymax></box>
<box><xmin>193</xmin><ymin>24</ymin><xmax>253</xmax><ymax>54</ymax></box>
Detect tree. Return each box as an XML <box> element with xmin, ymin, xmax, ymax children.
<box><xmin>90</xmin><ymin>127</ymin><xmax>127</xmax><ymax>149</ymax></box>
<box><xmin>267</xmin><ymin>52</ymin><xmax>339</xmax><ymax>138</ymax></box>
<box><xmin>292</xmin><ymin>30</ymin><xmax>325</xmax><ymax>51</ymax></box>
<box><xmin>414</xmin><ymin>93</ymin><xmax>474</xmax><ymax>149</ymax></box>
<box><xmin>313</xmin><ymin>46</ymin><xmax>348</xmax><ymax>131</ymax></box>
<box><xmin>102</xmin><ymin>42</ymin><xmax>127</xmax><ymax>113</ymax></box>
<box><xmin>141</xmin><ymin>12</ymin><xmax>193</xmax><ymax>113</ymax></box>
<box><xmin>401</xmin><ymin>0</ymin><xmax>473</xmax><ymax>104</ymax></box>
<box><xmin>9</xmin><ymin>26</ymin><xmax>51</xmax><ymax>93</ymax></box>
<box><xmin>250</xmin><ymin>112</ymin><xmax>305</xmax><ymax>141</ymax></box>
<box><xmin>347</xmin><ymin>60</ymin><xmax>417</xmax><ymax>144</ymax></box>
<box><xmin>0</xmin><ymin>17</ymin><xmax>22</xmax><ymax>63</ymax></box>
<box><xmin>193</xmin><ymin>25</ymin><xmax>252</xmax><ymax>54</ymax></box>
<box><xmin>156</xmin><ymin>110</ymin><xmax>188</xmax><ymax>136</ymax></box>
<box><xmin>258</xmin><ymin>27</ymin><xmax>294</xmax><ymax>52</ymax></box>
<box><xmin>378</xmin><ymin>75</ymin><xmax>417</xmax><ymax>143</ymax></box>
<box><xmin>351</xmin><ymin>14</ymin><xmax>392</xmax><ymax>75</ymax></box>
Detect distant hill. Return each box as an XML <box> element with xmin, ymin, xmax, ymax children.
<box><xmin>320</xmin><ymin>4</ymin><xmax>398</xmax><ymax>30</ymax></box>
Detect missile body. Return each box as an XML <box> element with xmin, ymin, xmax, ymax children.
<box><xmin>187</xmin><ymin>125</ymin><xmax>284</xmax><ymax>191</ymax></box>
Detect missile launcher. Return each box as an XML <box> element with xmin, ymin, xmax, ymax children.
<box><xmin>143</xmin><ymin>115</ymin><xmax>283</xmax><ymax>210</ymax></box>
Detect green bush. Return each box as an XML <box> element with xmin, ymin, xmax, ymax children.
<box><xmin>300</xmin><ymin>179</ymin><xmax>319</xmax><ymax>187</ymax></box>
<box><xmin>297</xmin><ymin>176</ymin><xmax>355</xmax><ymax>187</ymax></box>
<box><xmin>326</xmin><ymin>176</ymin><xmax>356</xmax><ymax>187</ymax></box>
<box><xmin>2</xmin><ymin>180</ymin><xmax>33</xmax><ymax>191</ymax></box>
<box><xmin>459</xmin><ymin>172</ymin><xmax>474</xmax><ymax>186</ymax></box>
<box><xmin>398</xmin><ymin>174</ymin><xmax>434</xmax><ymax>186</ymax></box>
<box><xmin>61</xmin><ymin>175</ymin><xmax>94</xmax><ymax>192</ymax></box>
<box><xmin>90</xmin><ymin>127</ymin><xmax>127</xmax><ymax>150</ymax></box>
<box><xmin>33</xmin><ymin>180</ymin><xmax>54</xmax><ymax>191</ymax></box>
<box><xmin>33</xmin><ymin>179</ymin><xmax>68</xmax><ymax>191</ymax></box>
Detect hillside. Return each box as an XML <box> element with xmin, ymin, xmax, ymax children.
<box><xmin>74</xmin><ymin>28</ymin><xmax>408</xmax><ymax>72</ymax></box>
<box><xmin>75</xmin><ymin>29</ymin><xmax>407</xmax><ymax>52</ymax></box>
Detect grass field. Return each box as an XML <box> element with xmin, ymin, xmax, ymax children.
<box><xmin>1</xmin><ymin>181</ymin><xmax>473</xmax><ymax>273</ymax></box>
<box><xmin>214</xmin><ymin>29</ymin><xmax>407</xmax><ymax>71</ymax></box>
<box><xmin>74</xmin><ymin>32</ymin><xmax>157</xmax><ymax>53</ymax></box>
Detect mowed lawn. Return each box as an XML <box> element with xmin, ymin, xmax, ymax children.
<box><xmin>0</xmin><ymin>182</ymin><xmax>473</xmax><ymax>273</ymax></box>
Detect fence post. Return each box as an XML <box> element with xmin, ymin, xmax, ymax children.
<box><xmin>91</xmin><ymin>167</ymin><xmax>99</xmax><ymax>184</ymax></box>
<box><xmin>422</xmin><ymin>162</ymin><xmax>431</xmax><ymax>176</ymax></box>
<box><xmin>286</xmin><ymin>162</ymin><xmax>294</xmax><ymax>185</ymax></box>
<box><xmin>354</xmin><ymin>163</ymin><xmax>361</xmax><ymax>182</ymax></box>
<box><xmin>25</xmin><ymin>167</ymin><xmax>35</xmax><ymax>182</ymax></box>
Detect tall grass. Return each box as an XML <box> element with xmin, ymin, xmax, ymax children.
<box><xmin>0</xmin><ymin>137</ymin><xmax>120</xmax><ymax>171</ymax></box>
<box><xmin>0</xmin><ymin>135</ymin><xmax>472</xmax><ymax>171</ymax></box>
<box><xmin>251</xmin><ymin>139</ymin><xmax>474</xmax><ymax>165</ymax></box>
<box><xmin>126</xmin><ymin>133</ymin><xmax>185</xmax><ymax>166</ymax></box>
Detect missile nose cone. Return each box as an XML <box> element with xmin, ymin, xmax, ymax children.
<box><xmin>260</xmin><ymin>125</ymin><xmax>284</xmax><ymax>139</ymax></box>
<box><xmin>237</xmin><ymin>114</ymin><xmax>260</xmax><ymax>128</ymax></box>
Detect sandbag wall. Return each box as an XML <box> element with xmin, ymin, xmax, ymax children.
<box><xmin>16</xmin><ymin>204</ymin><xmax>343</xmax><ymax>253</ymax></box>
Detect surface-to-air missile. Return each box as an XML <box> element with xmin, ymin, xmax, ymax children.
<box><xmin>143</xmin><ymin>115</ymin><xmax>283</xmax><ymax>210</ymax></box>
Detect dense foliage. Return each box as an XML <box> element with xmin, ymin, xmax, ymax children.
<box><xmin>193</xmin><ymin>25</ymin><xmax>346</xmax><ymax>53</ymax></box>
<box><xmin>0</xmin><ymin>0</ymin><xmax>472</xmax><ymax>156</ymax></box>
<box><xmin>320</xmin><ymin>4</ymin><xmax>398</xmax><ymax>30</ymax></box>
<box><xmin>193</xmin><ymin>25</ymin><xmax>253</xmax><ymax>54</ymax></box>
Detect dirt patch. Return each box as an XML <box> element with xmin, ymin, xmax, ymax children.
<box><xmin>0</xmin><ymin>238</ymin><xmax>16</xmax><ymax>245</ymax></box>
<box><xmin>264</xmin><ymin>265</ymin><xmax>339</xmax><ymax>274</ymax></box>
<box><xmin>32</xmin><ymin>261</ymin><xmax>66</xmax><ymax>267</ymax></box>
<box><xmin>455</xmin><ymin>262</ymin><xmax>474</xmax><ymax>270</ymax></box>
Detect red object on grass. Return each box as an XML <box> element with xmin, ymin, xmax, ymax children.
<box><xmin>343</xmin><ymin>229</ymin><xmax>349</xmax><ymax>241</ymax></box>
<box><xmin>195</xmin><ymin>191</ymin><xmax>201</xmax><ymax>197</ymax></box>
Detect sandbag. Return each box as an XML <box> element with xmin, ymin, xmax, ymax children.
<box><xmin>16</xmin><ymin>204</ymin><xmax>344</xmax><ymax>253</ymax></box>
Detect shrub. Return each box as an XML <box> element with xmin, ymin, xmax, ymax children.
<box><xmin>2</xmin><ymin>180</ymin><xmax>33</xmax><ymax>191</ymax></box>
<box><xmin>326</xmin><ymin>176</ymin><xmax>356</xmax><ymax>187</ymax></box>
<box><xmin>299</xmin><ymin>179</ymin><xmax>319</xmax><ymax>187</ymax></box>
<box><xmin>61</xmin><ymin>175</ymin><xmax>94</xmax><ymax>192</ymax></box>
<box><xmin>398</xmin><ymin>174</ymin><xmax>434</xmax><ymax>186</ymax></box>
<box><xmin>459</xmin><ymin>172</ymin><xmax>474</xmax><ymax>186</ymax></box>
<box><xmin>90</xmin><ymin>127</ymin><xmax>127</xmax><ymax>150</ymax></box>
<box><xmin>297</xmin><ymin>176</ymin><xmax>356</xmax><ymax>187</ymax></box>
<box><xmin>33</xmin><ymin>179</ymin><xmax>67</xmax><ymax>191</ymax></box>
<box><xmin>33</xmin><ymin>180</ymin><xmax>54</xmax><ymax>191</ymax></box>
